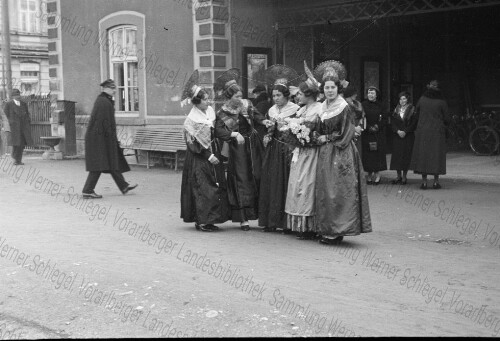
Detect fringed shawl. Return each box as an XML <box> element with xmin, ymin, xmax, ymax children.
<box><xmin>184</xmin><ymin>105</ymin><xmax>216</xmax><ymax>150</ymax></box>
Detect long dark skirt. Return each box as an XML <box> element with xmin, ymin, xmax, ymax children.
<box><xmin>390</xmin><ymin>132</ymin><xmax>415</xmax><ymax>171</ymax></box>
<box><xmin>181</xmin><ymin>150</ymin><xmax>230</xmax><ymax>224</ymax></box>
<box><xmin>226</xmin><ymin>135</ymin><xmax>261</xmax><ymax>222</ymax></box>
<box><xmin>361</xmin><ymin>131</ymin><xmax>387</xmax><ymax>172</ymax></box>
<box><xmin>315</xmin><ymin>141</ymin><xmax>372</xmax><ymax>237</ymax></box>
<box><xmin>258</xmin><ymin>138</ymin><xmax>293</xmax><ymax>229</ymax></box>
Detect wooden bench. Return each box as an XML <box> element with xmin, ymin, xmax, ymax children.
<box><xmin>123</xmin><ymin>127</ymin><xmax>186</xmax><ymax>170</ymax></box>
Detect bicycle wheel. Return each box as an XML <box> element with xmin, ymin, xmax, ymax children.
<box><xmin>469</xmin><ymin>126</ymin><xmax>500</xmax><ymax>155</ymax></box>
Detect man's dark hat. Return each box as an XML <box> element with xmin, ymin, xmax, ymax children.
<box><xmin>11</xmin><ymin>89</ymin><xmax>21</xmax><ymax>96</ymax></box>
<box><xmin>100</xmin><ymin>79</ymin><xmax>116</xmax><ymax>88</ymax></box>
<box><xmin>252</xmin><ymin>84</ymin><xmax>266</xmax><ymax>94</ymax></box>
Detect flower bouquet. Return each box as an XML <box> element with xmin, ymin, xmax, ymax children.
<box><xmin>277</xmin><ymin>116</ymin><xmax>317</xmax><ymax>147</ymax></box>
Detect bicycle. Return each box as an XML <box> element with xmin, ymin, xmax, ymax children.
<box><xmin>469</xmin><ymin>110</ymin><xmax>500</xmax><ymax>156</ymax></box>
<box><xmin>446</xmin><ymin>114</ymin><xmax>469</xmax><ymax>150</ymax></box>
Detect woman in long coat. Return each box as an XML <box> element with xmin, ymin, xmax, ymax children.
<box><xmin>258</xmin><ymin>82</ymin><xmax>299</xmax><ymax>232</ymax></box>
<box><xmin>313</xmin><ymin>61</ymin><xmax>372</xmax><ymax>245</ymax></box>
<box><xmin>390</xmin><ymin>91</ymin><xmax>417</xmax><ymax>184</ymax></box>
<box><xmin>410</xmin><ymin>79</ymin><xmax>450</xmax><ymax>189</ymax></box>
<box><xmin>361</xmin><ymin>86</ymin><xmax>387</xmax><ymax>184</ymax></box>
<box><xmin>4</xmin><ymin>89</ymin><xmax>33</xmax><ymax>165</ymax></box>
<box><xmin>284</xmin><ymin>67</ymin><xmax>321</xmax><ymax>239</ymax></box>
<box><xmin>215</xmin><ymin>78</ymin><xmax>263</xmax><ymax>231</ymax></box>
<box><xmin>180</xmin><ymin>79</ymin><xmax>230</xmax><ymax>232</ymax></box>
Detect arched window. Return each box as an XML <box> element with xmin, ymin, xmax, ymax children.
<box><xmin>108</xmin><ymin>25</ymin><xmax>139</xmax><ymax>112</ymax></box>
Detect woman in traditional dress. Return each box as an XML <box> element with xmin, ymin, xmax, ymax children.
<box><xmin>180</xmin><ymin>71</ymin><xmax>230</xmax><ymax>232</ymax></box>
<box><xmin>259</xmin><ymin>65</ymin><xmax>300</xmax><ymax>233</ymax></box>
<box><xmin>389</xmin><ymin>91</ymin><xmax>417</xmax><ymax>185</ymax></box>
<box><xmin>214</xmin><ymin>69</ymin><xmax>264</xmax><ymax>231</ymax></box>
<box><xmin>361</xmin><ymin>86</ymin><xmax>387</xmax><ymax>185</ymax></box>
<box><xmin>313</xmin><ymin>61</ymin><xmax>372</xmax><ymax>245</ymax></box>
<box><xmin>285</xmin><ymin>62</ymin><xmax>322</xmax><ymax>239</ymax></box>
<box><xmin>410</xmin><ymin>79</ymin><xmax>450</xmax><ymax>189</ymax></box>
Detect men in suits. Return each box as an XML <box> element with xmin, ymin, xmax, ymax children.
<box><xmin>82</xmin><ymin>79</ymin><xmax>137</xmax><ymax>199</ymax></box>
<box><xmin>4</xmin><ymin>89</ymin><xmax>33</xmax><ymax>165</ymax></box>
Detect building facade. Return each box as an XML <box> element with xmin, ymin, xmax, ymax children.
<box><xmin>0</xmin><ymin>0</ymin><xmax>49</xmax><ymax>98</ymax></box>
<box><xmin>49</xmin><ymin>0</ymin><xmax>500</xmax><ymax>155</ymax></box>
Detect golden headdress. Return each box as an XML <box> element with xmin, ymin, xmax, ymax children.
<box><xmin>314</xmin><ymin>60</ymin><xmax>349</xmax><ymax>88</ymax></box>
<box><xmin>180</xmin><ymin>70</ymin><xmax>202</xmax><ymax>107</ymax></box>
<box><xmin>265</xmin><ymin>64</ymin><xmax>299</xmax><ymax>88</ymax></box>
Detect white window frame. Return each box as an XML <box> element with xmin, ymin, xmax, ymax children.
<box><xmin>18</xmin><ymin>0</ymin><xmax>40</xmax><ymax>33</ymax></box>
<box><xmin>108</xmin><ymin>25</ymin><xmax>139</xmax><ymax>114</ymax></box>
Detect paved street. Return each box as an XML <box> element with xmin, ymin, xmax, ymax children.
<box><xmin>1</xmin><ymin>151</ymin><xmax>499</xmax><ymax>337</ymax></box>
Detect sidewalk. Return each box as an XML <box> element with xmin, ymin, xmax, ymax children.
<box><xmin>21</xmin><ymin>149</ymin><xmax>500</xmax><ymax>181</ymax></box>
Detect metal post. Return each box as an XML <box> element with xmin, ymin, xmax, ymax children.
<box><xmin>1</xmin><ymin>0</ymin><xmax>12</xmax><ymax>99</ymax></box>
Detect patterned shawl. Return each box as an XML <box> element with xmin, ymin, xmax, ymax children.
<box><xmin>184</xmin><ymin>105</ymin><xmax>216</xmax><ymax>149</ymax></box>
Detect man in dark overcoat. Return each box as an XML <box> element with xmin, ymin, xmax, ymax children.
<box><xmin>4</xmin><ymin>89</ymin><xmax>33</xmax><ymax>165</ymax></box>
<box><xmin>82</xmin><ymin>79</ymin><xmax>137</xmax><ymax>198</ymax></box>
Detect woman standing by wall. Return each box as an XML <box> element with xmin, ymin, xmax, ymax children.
<box><xmin>389</xmin><ymin>91</ymin><xmax>417</xmax><ymax>185</ymax></box>
<box><xmin>361</xmin><ymin>86</ymin><xmax>387</xmax><ymax>185</ymax></box>
<box><xmin>285</xmin><ymin>62</ymin><xmax>322</xmax><ymax>239</ymax></box>
<box><xmin>313</xmin><ymin>61</ymin><xmax>372</xmax><ymax>245</ymax></box>
<box><xmin>258</xmin><ymin>65</ymin><xmax>300</xmax><ymax>233</ymax></box>
<box><xmin>214</xmin><ymin>69</ymin><xmax>264</xmax><ymax>230</ymax></box>
<box><xmin>180</xmin><ymin>71</ymin><xmax>230</xmax><ymax>231</ymax></box>
<box><xmin>410</xmin><ymin>79</ymin><xmax>450</xmax><ymax>189</ymax></box>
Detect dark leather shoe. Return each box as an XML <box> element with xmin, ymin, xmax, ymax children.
<box><xmin>195</xmin><ymin>223</ymin><xmax>213</xmax><ymax>232</ymax></box>
<box><xmin>261</xmin><ymin>226</ymin><xmax>276</xmax><ymax>232</ymax></box>
<box><xmin>367</xmin><ymin>180</ymin><xmax>373</xmax><ymax>185</ymax></box>
<box><xmin>391</xmin><ymin>178</ymin><xmax>402</xmax><ymax>185</ymax></box>
<box><xmin>207</xmin><ymin>224</ymin><xmax>219</xmax><ymax>231</ymax></box>
<box><xmin>241</xmin><ymin>224</ymin><xmax>250</xmax><ymax>231</ymax></box>
<box><xmin>373</xmin><ymin>177</ymin><xmax>381</xmax><ymax>185</ymax></box>
<box><xmin>420</xmin><ymin>182</ymin><xmax>427</xmax><ymax>190</ymax></box>
<box><xmin>122</xmin><ymin>183</ymin><xmax>138</xmax><ymax>194</ymax></box>
<box><xmin>13</xmin><ymin>161</ymin><xmax>24</xmax><ymax>166</ymax></box>
<box><xmin>82</xmin><ymin>192</ymin><xmax>103</xmax><ymax>199</ymax></box>
<box><xmin>401</xmin><ymin>179</ymin><xmax>407</xmax><ymax>185</ymax></box>
<box><xmin>433</xmin><ymin>183</ymin><xmax>442</xmax><ymax>189</ymax></box>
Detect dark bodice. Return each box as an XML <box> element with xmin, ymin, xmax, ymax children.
<box><xmin>362</xmin><ymin>100</ymin><xmax>385</xmax><ymax>128</ymax></box>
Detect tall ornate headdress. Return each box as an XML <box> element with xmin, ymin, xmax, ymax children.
<box><xmin>180</xmin><ymin>70</ymin><xmax>202</xmax><ymax>107</ymax></box>
<box><xmin>303</xmin><ymin>60</ymin><xmax>321</xmax><ymax>91</ymax></box>
<box><xmin>265</xmin><ymin>64</ymin><xmax>299</xmax><ymax>88</ymax></box>
<box><xmin>214</xmin><ymin>68</ymin><xmax>241</xmax><ymax>95</ymax></box>
<box><xmin>314</xmin><ymin>60</ymin><xmax>349</xmax><ymax>88</ymax></box>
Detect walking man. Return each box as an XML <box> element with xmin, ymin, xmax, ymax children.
<box><xmin>82</xmin><ymin>79</ymin><xmax>137</xmax><ymax>198</ymax></box>
<box><xmin>4</xmin><ymin>89</ymin><xmax>33</xmax><ymax>165</ymax></box>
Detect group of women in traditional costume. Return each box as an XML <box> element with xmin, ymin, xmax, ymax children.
<box><xmin>180</xmin><ymin>60</ymin><xmax>372</xmax><ymax>244</ymax></box>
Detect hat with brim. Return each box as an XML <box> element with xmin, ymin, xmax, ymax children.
<box><xmin>100</xmin><ymin>79</ymin><xmax>116</xmax><ymax>88</ymax></box>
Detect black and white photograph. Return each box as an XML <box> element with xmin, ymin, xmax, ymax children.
<box><xmin>1</xmin><ymin>0</ymin><xmax>500</xmax><ymax>338</ymax></box>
